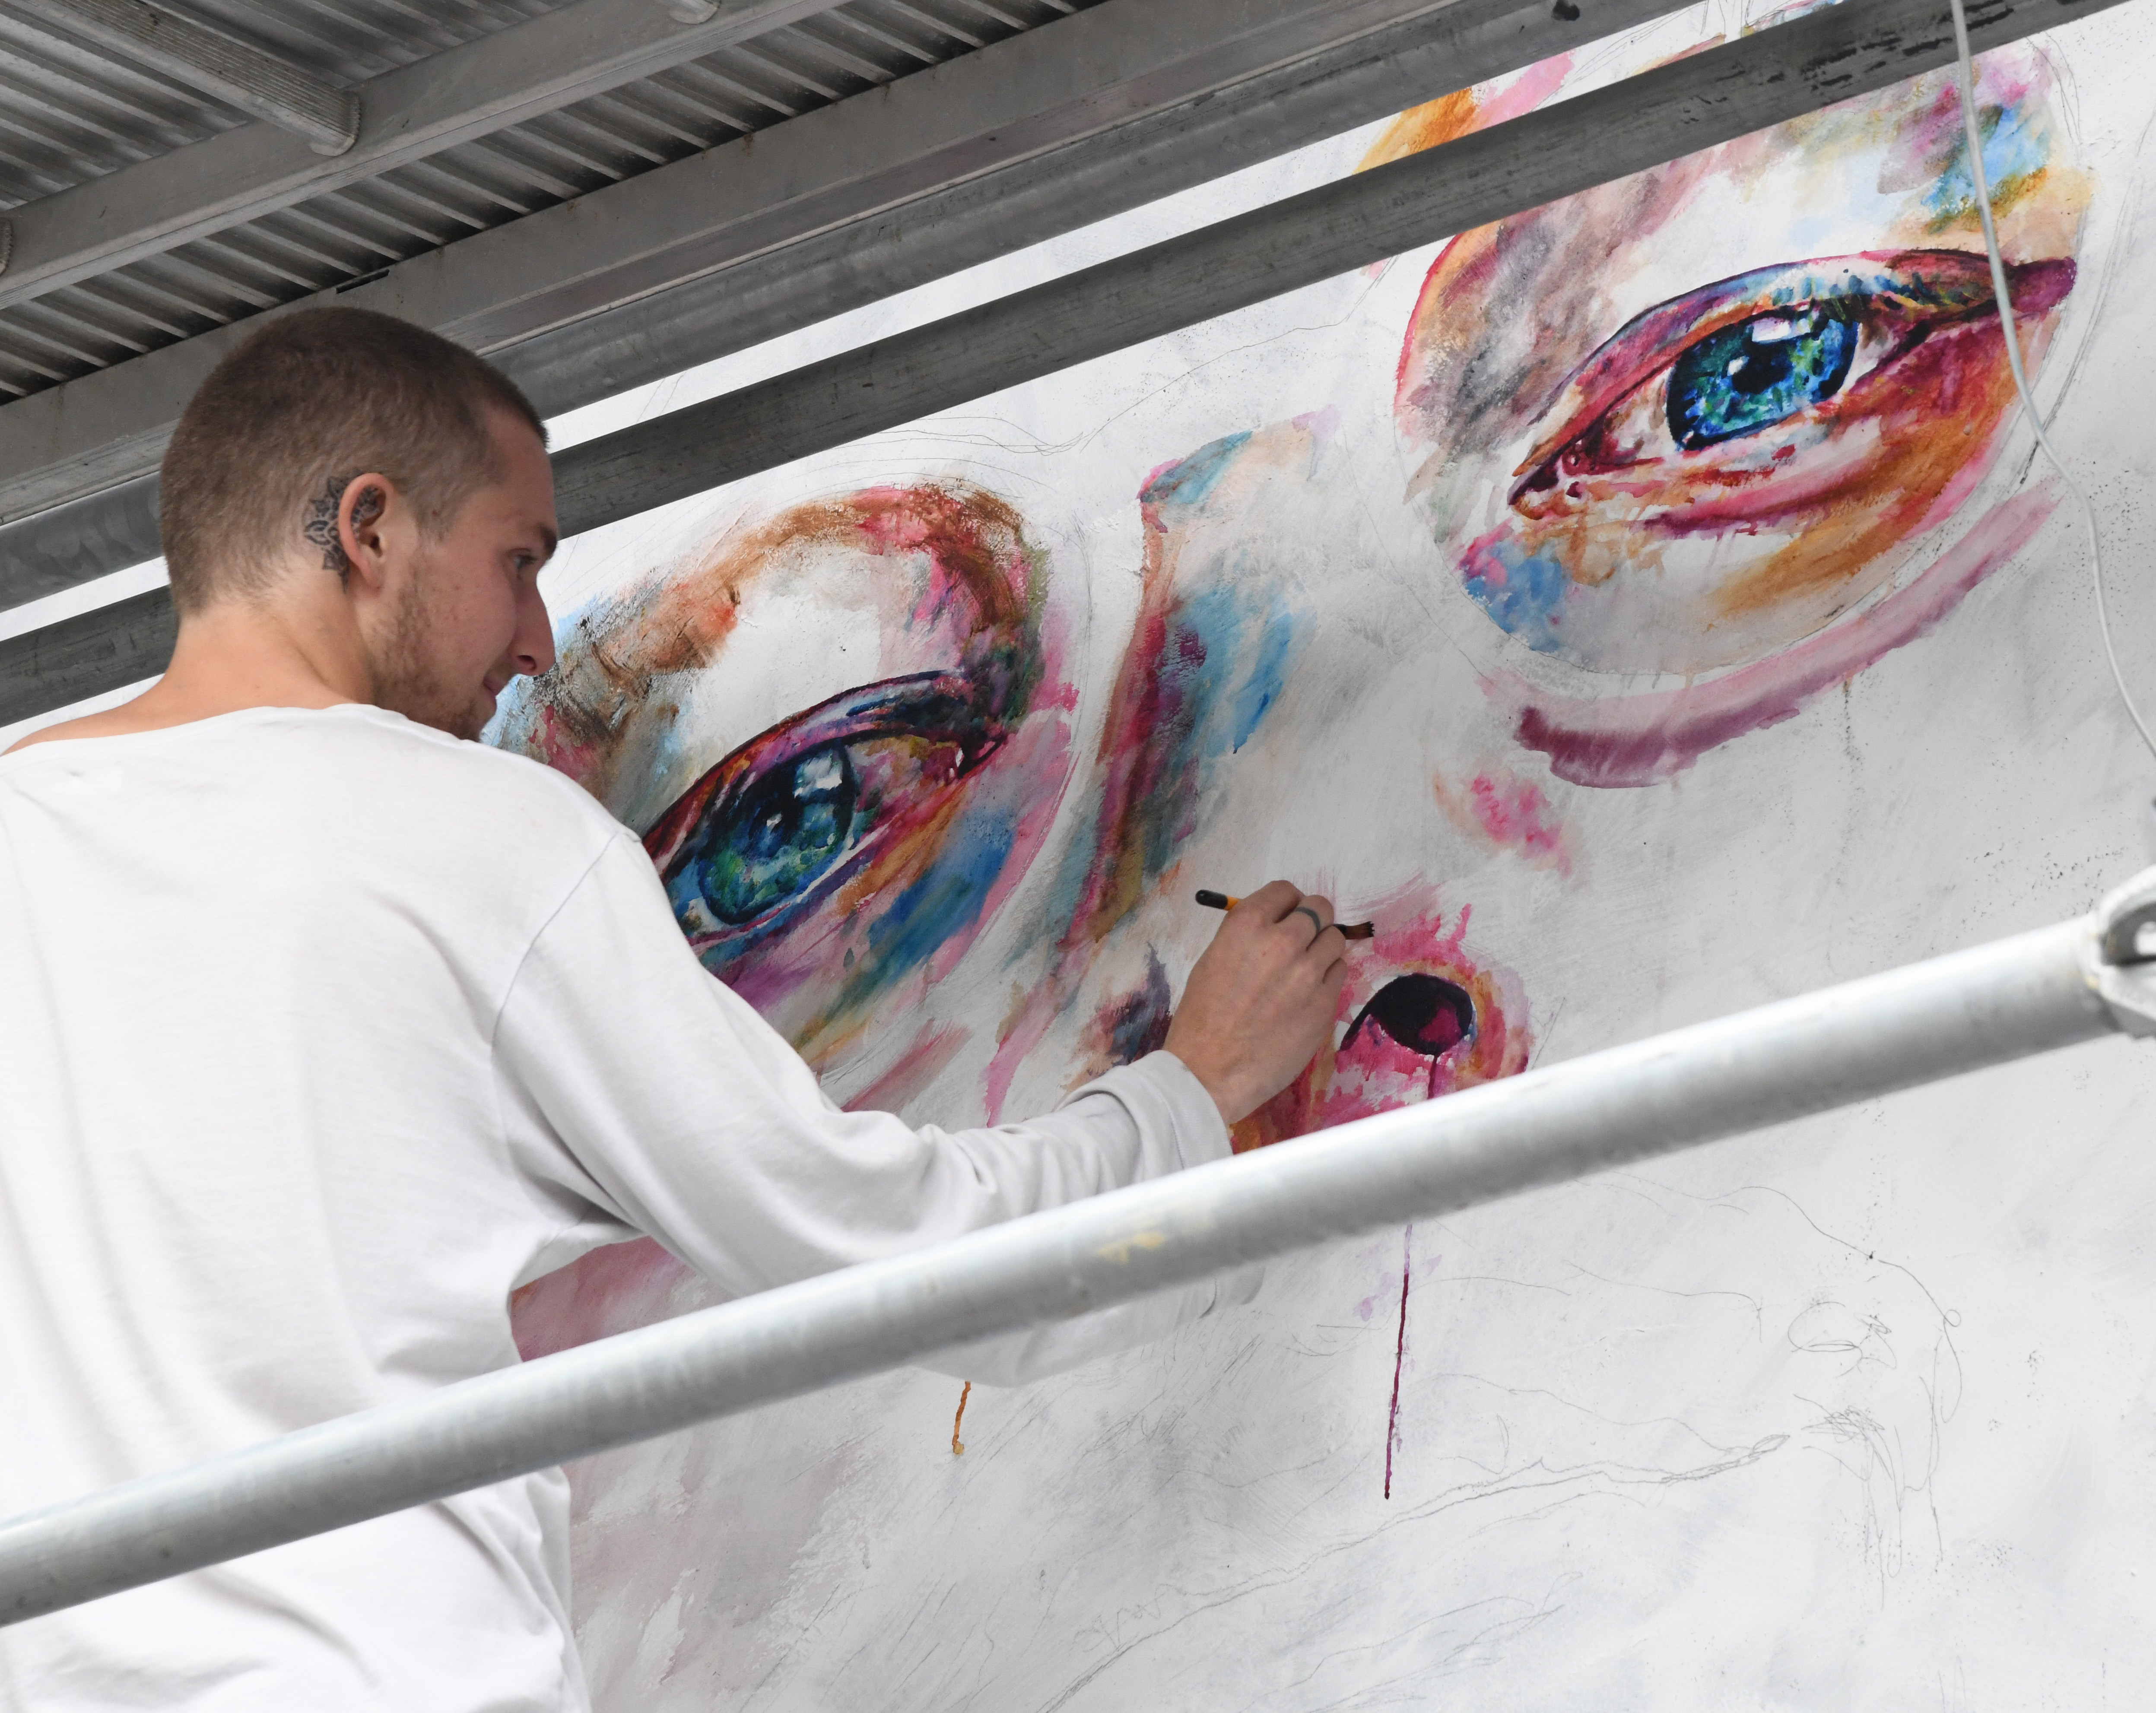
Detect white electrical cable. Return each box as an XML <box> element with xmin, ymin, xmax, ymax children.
<box><xmin>1946</xmin><ymin>0</ymin><xmax>2156</xmax><ymax>763</ymax></box>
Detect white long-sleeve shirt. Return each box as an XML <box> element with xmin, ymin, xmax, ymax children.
<box><xmin>0</xmin><ymin>704</ymin><xmax>1232</xmax><ymax>1711</ymax></box>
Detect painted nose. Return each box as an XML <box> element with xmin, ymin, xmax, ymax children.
<box><xmin>1344</xmin><ymin>974</ymin><xmax>1476</xmax><ymax>1059</ymax></box>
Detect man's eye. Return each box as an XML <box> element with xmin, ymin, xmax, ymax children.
<box><xmin>1666</xmin><ymin>303</ymin><xmax>1862</xmax><ymax>450</ymax></box>
<box><xmin>693</xmin><ymin>745</ymin><xmax>857</xmax><ymax>925</ymax></box>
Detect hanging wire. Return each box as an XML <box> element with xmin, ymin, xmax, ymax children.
<box><xmin>1946</xmin><ymin>0</ymin><xmax>2156</xmax><ymax>763</ymax></box>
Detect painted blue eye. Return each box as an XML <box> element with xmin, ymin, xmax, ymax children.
<box><xmin>693</xmin><ymin>744</ymin><xmax>858</xmax><ymax>926</ymax></box>
<box><xmin>649</xmin><ymin>673</ymin><xmax>1003</xmax><ymax>944</ymax></box>
<box><xmin>1666</xmin><ymin>304</ymin><xmax>1860</xmax><ymax>450</ymax></box>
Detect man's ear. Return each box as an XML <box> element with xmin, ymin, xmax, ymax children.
<box><xmin>337</xmin><ymin>474</ymin><xmax>399</xmax><ymax>593</ymax></box>
<box><xmin>300</xmin><ymin>470</ymin><xmax>403</xmax><ymax>588</ymax></box>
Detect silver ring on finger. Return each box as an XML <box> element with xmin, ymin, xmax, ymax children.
<box><xmin>1292</xmin><ymin>904</ymin><xmax>1326</xmax><ymax>945</ymax></box>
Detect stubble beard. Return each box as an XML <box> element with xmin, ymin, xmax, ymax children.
<box><xmin>366</xmin><ymin>558</ymin><xmax>490</xmax><ymax>741</ymax></box>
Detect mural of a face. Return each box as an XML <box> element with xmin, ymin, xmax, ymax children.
<box><xmin>1396</xmin><ymin>33</ymin><xmax>2089</xmax><ymax>786</ymax></box>
<box><xmin>492</xmin><ymin>8</ymin><xmax>2156</xmax><ymax>1703</ymax></box>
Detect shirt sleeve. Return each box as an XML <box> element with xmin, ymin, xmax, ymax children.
<box><xmin>493</xmin><ymin>832</ymin><xmax>1253</xmax><ymax>1383</ymax></box>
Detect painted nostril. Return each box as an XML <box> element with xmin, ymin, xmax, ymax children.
<box><xmin>1345</xmin><ymin>974</ymin><xmax>1476</xmax><ymax>1059</ymax></box>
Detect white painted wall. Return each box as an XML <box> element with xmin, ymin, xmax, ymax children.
<box><xmin>498</xmin><ymin>7</ymin><xmax>2156</xmax><ymax>1703</ymax></box>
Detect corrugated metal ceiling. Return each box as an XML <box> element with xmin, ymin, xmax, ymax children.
<box><xmin>0</xmin><ymin>0</ymin><xmax>1095</xmax><ymax>399</ymax></box>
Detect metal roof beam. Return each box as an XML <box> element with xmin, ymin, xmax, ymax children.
<box><xmin>0</xmin><ymin>0</ymin><xmax>358</xmax><ymax>154</ymax></box>
<box><xmin>499</xmin><ymin>0</ymin><xmax>1668</xmax><ymax>413</ymax></box>
<box><xmin>0</xmin><ymin>582</ymin><xmax>168</xmax><ymax>726</ymax></box>
<box><xmin>378</xmin><ymin>0</ymin><xmax>1509</xmax><ymax>359</ymax></box>
<box><xmin>546</xmin><ymin>0</ymin><xmax>2135</xmax><ymax>535</ymax></box>
<box><xmin>0</xmin><ymin>0</ymin><xmax>1674</xmax><ymax>561</ymax></box>
<box><xmin>0</xmin><ymin>0</ymin><xmax>2122</xmax><ymax>724</ymax></box>
<box><xmin>0</xmin><ymin>0</ymin><xmax>855</xmax><ymax>309</ymax></box>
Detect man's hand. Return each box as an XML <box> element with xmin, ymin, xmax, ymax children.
<box><xmin>1164</xmin><ymin>880</ymin><xmax>1351</xmax><ymax>1126</ymax></box>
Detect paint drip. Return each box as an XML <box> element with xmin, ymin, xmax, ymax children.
<box><xmin>1384</xmin><ymin>1226</ymin><xmax>1412</xmax><ymax>1500</ymax></box>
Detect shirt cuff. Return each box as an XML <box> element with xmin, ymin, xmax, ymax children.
<box><xmin>1058</xmin><ymin>1048</ymin><xmax>1231</xmax><ymax>1171</ymax></box>
<box><xmin>1127</xmin><ymin>1052</ymin><xmax>1256</xmax><ymax>1304</ymax></box>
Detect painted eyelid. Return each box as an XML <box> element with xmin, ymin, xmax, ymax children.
<box><xmin>1506</xmin><ymin>249</ymin><xmax>2018</xmax><ymax>502</ymax></box>
<box><xmin>642</xmin><ymin>669</ymin><xmax>996</xmax><ymax>877</ymax></box>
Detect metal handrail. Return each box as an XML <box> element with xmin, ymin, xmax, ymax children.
<box><xmin>6</xmin><ymin>873</ymin><xmax>2155</xmax><ymax>1625</ymax></box>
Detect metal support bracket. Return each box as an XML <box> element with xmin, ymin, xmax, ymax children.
<box><xmin>2086</xmin><ymin>866</ymin><xmax>2156</xmax><ymax>1034</ymax></box>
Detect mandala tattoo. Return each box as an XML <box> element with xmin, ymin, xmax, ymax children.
<box><xmin>302</xmin><ymin>472</ymin><xmax>383</xmax><ymax>579</ymax></box>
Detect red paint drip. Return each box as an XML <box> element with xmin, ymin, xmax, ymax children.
<box><xmin>1384</xmin><ymin>1225</ymin><xmax>1412</xmax><ymax>1500</ymax></box>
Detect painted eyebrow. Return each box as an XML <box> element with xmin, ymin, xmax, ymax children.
<box><xmin>564</xmin><ymin>496</ymin><xmax>1030</xmax><ymax>682</ymax></box>
<box><xmin>1506</xmin><ymin>249</ymin><xmax>2011</xmax><ymax>501</ymax></box>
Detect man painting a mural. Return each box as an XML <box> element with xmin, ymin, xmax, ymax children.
<box><xmin>0</xmin><ymin>308</ymin><xmax>1353</xmax><ymax>1703</ymax></box>
<box><xmin>486</xmin><ymin>5</ymin><xmax>2150</xmax><ymax>1702</ymax></box>
<box><xmin>1</xmin><ymin>0</ymin><xmax>2153</xmax><ymax>1704</ymax></box>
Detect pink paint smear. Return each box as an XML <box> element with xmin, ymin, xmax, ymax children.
<box><xmin>1499</xmin><ymin>485</ymin><xmax>2058</xmax><ymax>788</ymax></box>
<box><xmin>1445</xmin><ymin>770</ymin><xmax>1572</xmax><ymax>874</ymax></box>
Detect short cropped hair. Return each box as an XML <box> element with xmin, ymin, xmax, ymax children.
<box><xmin>159</xmin><ymin>308</ymin><xmax>546</xmax><ymax>613</ymax></box>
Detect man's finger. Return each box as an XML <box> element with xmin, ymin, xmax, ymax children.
<box><xmin>1288</xmin><ymin>892</ymin><xmax>1344</xmax><ymax>954</ymax></box>
<box><xmin>1242</xmin><ymin>879</ymin><xmax>1304</xmax><ymax>923</ymax></box>
<box><xmin>1302</xmin><ymin>930</ymin><xmax>1349</xmax><ymax>980</ymax></box>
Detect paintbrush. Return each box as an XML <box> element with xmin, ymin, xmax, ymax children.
<box><xmin>1195</xmin><ymin>889</ymin><xmax>1375</xmax><ymax>940</ymax></box>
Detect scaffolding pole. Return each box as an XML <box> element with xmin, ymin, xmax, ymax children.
<box><xmin>6</xmin><ymin>873</ymin><xmax>2156</xmax><ymax>1627</ymax></box>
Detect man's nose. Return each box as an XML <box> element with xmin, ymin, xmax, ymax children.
<box><xmin>515</xmin><ymin>587</ymin><xmax>557</xmax><ymax>679</ymax></box>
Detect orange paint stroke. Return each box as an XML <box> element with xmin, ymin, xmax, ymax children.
<box><xmin>951</xmin><ymin>1380</ymin><xmax>972</xmax><ymax>1456</ymax></box>
<box><xmin>1357</xmin><ymin>52</ymin><xmax>1573</xmax><ymax>171</ymax></box>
